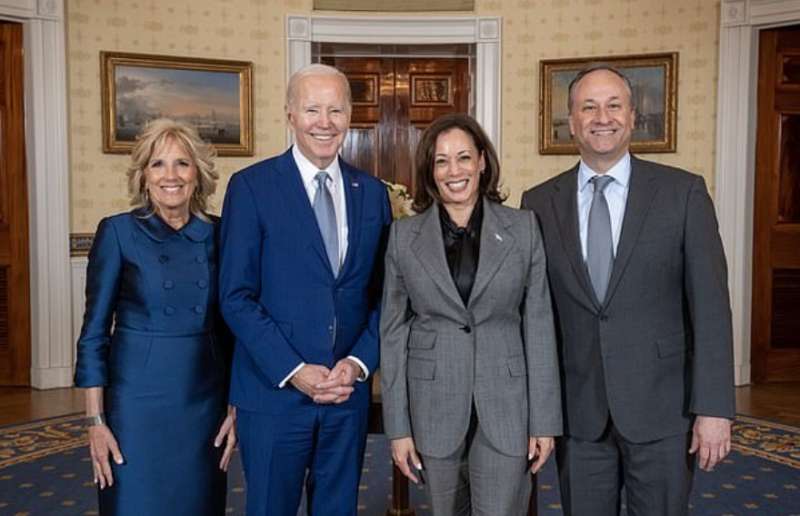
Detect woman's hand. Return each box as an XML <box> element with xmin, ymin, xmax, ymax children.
<box><xmin>528</xmin><ymin>436</ymin><xmax>555</xmax><ymax>474</ymax></box>
<box><xmin>214</xmin><ymin>405</ymin><xmax>237</xmax><ymax>471</ymax></box>
<box><xmin>391</xmin><ymin>437</ymin><xmax>424</xmax><ymax>484</ymax></box>
<box><xmin>88</xmin><ymin>423</ymin><xmax>124</xmax><ymax>489</ymax></box>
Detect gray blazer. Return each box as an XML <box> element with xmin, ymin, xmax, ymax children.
<box><xmin>521</xmin><ymin>157</ymin><xmax>736</xmax><ymax>444</ymax></box>
<box><xmin>380</xmin><ymin>199</ymin><xmax>562</xmax><ymax>459</ymax></box>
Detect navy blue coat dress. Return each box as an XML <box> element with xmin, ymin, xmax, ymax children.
<box><xmin>74</xmin><ymin>210</ymin><xmax>229</xmax><ymax>515</ymax></box>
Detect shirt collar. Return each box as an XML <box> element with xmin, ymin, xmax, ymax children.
<box><xmin>133</xmin><ymin>208</ymin><xmax>211</xmax><ymax>242</ymax></box>
<box><xmin>439</xmin><ymin>198</ymin><xmax>484</xmax><ymax>238</ymax></box>
<box><xmin>578</xmin><ymin>152</ymin><xmax>631</xmax><ymax>193</ymax></box>
<box><xmin>292</xmin><ymin>145</ymin><xmax>342</xmax><ymax>189</ymax></box>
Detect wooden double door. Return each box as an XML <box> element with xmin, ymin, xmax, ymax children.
<box><xmin>0</xmin><ymin>21</ymin><xmax>30</xmax><ymax>386</ymax></box>
<box><xmin>752</xmin><ymin>25</ymin><xmax>800</xmax><ymax>382</ymax></box>
<box><xmin>321</xmin><ymin>55</ymin><xmax>470</xmax><ymax>191</ymax></box>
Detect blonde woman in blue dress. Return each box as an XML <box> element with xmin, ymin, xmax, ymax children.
<box><xmin>74</xmin><ymin>119</ymin><xmax>236</xmax><ymax>515</ymax></box>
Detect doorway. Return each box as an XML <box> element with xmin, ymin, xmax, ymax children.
<box><xmin>751</xmin><ymin>24</ymin><xmax>800</xmax><ymax>382</ymax></box>
<box><xmin>0</xmin><ymin>21</ymin><xmax>31</xmax><ymax>386</ymax></box>
<box><xmin>316</xmin><ymin>43</ymin><xmax>474</xmax><ymax>191</ymax></box>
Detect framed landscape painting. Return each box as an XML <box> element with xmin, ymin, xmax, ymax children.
<box><xmin>539</xmin><ymin>52</ymin><xmax>678</xmax><ymax>154</ymax></box>
<box><xmin>101</xmin><ymin>51</ymin><xmax>253</xmax><ymax>156</ymax></box>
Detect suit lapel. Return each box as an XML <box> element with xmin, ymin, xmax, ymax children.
<box><xmin>278</xmin><ymin>150</ymin><xmax>335</xmax><ymax>276</ymax></box>
<box><xmin>550</xmin><ymin>165</ymin><xmax>601</xmax><ymax>310</ymax></box>
<box><xmin>337</xmin><ymin>159</ymin><xmax>363</xmax><ymax>282</ymax></box>
<box><xmin>604</xmin><ymin>157</ymin><xmax>660</xmax><ymax>306</ymax></box>
<box><xmin>410</xmin><ymin>204</ymin><xmax>464</xmax><ymax>309</ymax></box>
<box><xmin>467</xmin><ymin>199</ymin><xmax>514</xmax><ymax>309</ymax></box>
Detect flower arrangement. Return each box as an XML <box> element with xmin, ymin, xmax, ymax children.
<box><xmin>383</xmin><ymin>181</ymin><xmax>415</xmax><ymax>220</ymax></box>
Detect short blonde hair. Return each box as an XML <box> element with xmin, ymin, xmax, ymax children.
<box><xmin>126</xmin><ymin>118</ymin><xmax>218</xmax><ymax>221</ymax></box>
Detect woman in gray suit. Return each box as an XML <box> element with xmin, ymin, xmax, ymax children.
<box><xmin>380</xmin><ymin>113</ymin><xmax>562</xmax><ymax>515</ymax></box>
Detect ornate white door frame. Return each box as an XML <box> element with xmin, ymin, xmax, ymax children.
<box><xmin>285</xmin><ymin>15</ymin><xmax>502</xmax><ymax>153</ymax></box>
<box><xmin>1</xmin><ymin>0</ymin><xmax>72</xmax><ymax>388</ymax></box>
<box><xmin>715</xmin><ymin>0</ymin><xmax>800</xmax><ymax>385</ymax></box>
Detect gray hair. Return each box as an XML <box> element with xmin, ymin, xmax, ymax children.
<box><xmin>286</xmin><ymin>63</ymin><xmax>352</xmax><ymax>112</ymax></box>
<box><xmin>567</xmin><ymin>63</ymin><xmax>635</xmax><ymax>113</ymax></box>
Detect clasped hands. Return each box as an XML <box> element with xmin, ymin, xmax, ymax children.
<box><xmin>290</xmin><ymin>358</ymin><xmax>361</xmax><ymax>404</ymax></box>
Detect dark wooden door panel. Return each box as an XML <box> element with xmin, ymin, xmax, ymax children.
<box><xmin>752</xmin><ymin>25</ymin><xmax>800</xmax><ymax>382</ymax></box>
<box><xmin>0</xmin><ymin>21</ymin><xmax>30</xmax><ymax>386</ymax></box>
<box><xmin>322</xmin><ymin>54</ymin><xmax>470</xmax><ymax>192</ymax></box>
<box><xmin>341</xmin><ymin>125</ymin><xmax>379</xmax><ymax>174</ymax></box>
<box><xmin>778</xmin><ymin>114</ymin><xmax>800</xmax><ymax>222</ymax></box>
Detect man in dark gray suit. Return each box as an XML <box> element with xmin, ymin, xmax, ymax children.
<box><xmin>521</xmin><ymin>65</ymin><xmax>735</xmax><ymax>516</ymax></box>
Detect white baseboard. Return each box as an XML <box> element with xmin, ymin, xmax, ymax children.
<box><xmin>31</xmin><ymin>366</ymin><xmax>73</xmax><ymax>389</ymax></box>
<box><xmin>735</xmin><ymin>363</ymin><xmax>751</xmax><ymax>387</ymax></box>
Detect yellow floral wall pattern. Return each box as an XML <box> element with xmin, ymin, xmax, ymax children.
<box><xmin>67</xmin><ymin>0</ymin><xmax>720</xmax><ymax>232</ymax></box>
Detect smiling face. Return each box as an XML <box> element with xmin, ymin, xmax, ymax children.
<box><xmin>432</xmin><ymin>128</ymin><xmax>485</xmax><ymax>211</ymax></box>
<box><xmin>144</xmin><ymin>136</ymin><xmax>198</xmax><ymax>221</ymax></box>
<box><xmin>568</xmin><ymin>69</ymin><xmax>636</xmax><ymax>172</ymax></box>
<box><xmin>287</xmin><ymin>73</ymin><xmax>351</xmax><ymax>170</ymax></box>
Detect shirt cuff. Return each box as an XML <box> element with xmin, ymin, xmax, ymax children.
<box><xmin>279</xmin><ymin>362</ymin><xmax>306</xmax><ymax>388</ymax></box>
<box><xmin>346</xmin><ymin>356</ymin><xmax>369</xmax><ymax>382</ymax></box>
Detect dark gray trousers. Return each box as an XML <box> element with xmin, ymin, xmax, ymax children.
<box><xmin>419</xmin><ymin>410</ymin><xmax>532</xmax><ymax>516</ymax></box>
<box><xmin>557</xmin><ymin>420</ymin><xmax>694</xmax><ymax>516</ymax></box>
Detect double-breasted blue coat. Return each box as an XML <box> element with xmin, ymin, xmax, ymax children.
<box><xmin>74</xmin><ymin>210</ymin><xmax>229</xmax><ymax>515</ymax></box>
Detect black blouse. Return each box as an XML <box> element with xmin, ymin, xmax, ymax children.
<box><xmin>439</xmin><ymin>201</ymin><xmax>483</xmax><ymax>306</ymax></box>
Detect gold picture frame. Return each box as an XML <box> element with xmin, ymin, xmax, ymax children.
<box><xmin>539</xmin><ymin>52</ymin><xmax>678</xmax><ymax>155</ymax></box>
<box><xmin>101</xmin><ymin>51</ymin><xmax>254</xmax><ymax>156</ymax></box>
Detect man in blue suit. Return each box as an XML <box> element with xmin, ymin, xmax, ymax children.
<box><xmin>219</xmin><ymin>63</ymin><xmax>391</xmax><ymax>516</ymax></box>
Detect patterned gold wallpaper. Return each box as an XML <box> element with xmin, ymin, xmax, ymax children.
<box><xmin>66</xmin><ymin>0</ymin><xmax>720</xmax><ymax>232</ymax></box>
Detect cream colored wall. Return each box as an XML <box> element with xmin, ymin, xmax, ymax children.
<box><xmin>67</xmin><ymin>0</ymin><xmax>720</xmax><ymax>232</ymax></box>
<box><xmin>482</xmin><ymin>0</ymin><xmax>721</xmax><ymax>206</ymax></box>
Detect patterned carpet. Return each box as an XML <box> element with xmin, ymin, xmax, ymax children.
<box><xmin>0</xmin><ymin>414</ymin><xmax>798</xmax><ymax>515</ymax></box>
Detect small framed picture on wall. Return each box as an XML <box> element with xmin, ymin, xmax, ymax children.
<box><xmin>539</xmin><ymin>52</ymin><xmax>678</xmax><ymax>155</ymax></box>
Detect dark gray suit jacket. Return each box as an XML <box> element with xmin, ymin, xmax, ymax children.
<box><xmin>380</xmin><ymin>199</ymin><xmax>562</xmax><ymax>458</ymax></box>
<box><xmin>521</xmin><ymin>157</ymin><xmax>735</xmax><ymax>443</ymax></box>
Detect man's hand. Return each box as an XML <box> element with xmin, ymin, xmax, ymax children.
<box><xmin>314</xmin><ymin>359</ymin><xmax>361</xmax><ymax>404</ymax></box>
<box><xmin>689</xmin><ymin>415</ymin><xmax>732</xmax><ymax>471</ymax></box>
<box><xmin>528</xmin><ymin>436</ymin><xmax>555</xmax><ymax>474</ymax></box>
<box><xmin>391</xmin><ymin>437</ymin><xmax>423</xmax><ymax>484</ymax></box>
<box><xmin>289</xmin><ymin>364</ymin><xmax>333</xmax><ymax>398</ymax></box>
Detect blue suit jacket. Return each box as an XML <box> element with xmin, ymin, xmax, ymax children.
<box><xmin>219</xmin><ymin>149</ymin><xmax>391</xmax><ymax>413</ymax></box>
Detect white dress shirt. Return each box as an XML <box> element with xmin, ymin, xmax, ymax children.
<box><xmin>280</xmin><ymin>146</ymin><xmax>368</xmax><ymax>388</ymax></box>
<box><xmin>577</xmin><ymin>153</ymin><xmax>631</xmax><ymax>260</ymax></box>
<box><xmin>292</xmin><ymin>145</ymin><xmax>348</xmax><ymax>265</ymax></box>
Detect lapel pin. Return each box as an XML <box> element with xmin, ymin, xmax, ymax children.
<box><xmin>352</xmin><ymin>182</ymin><xmax>359</xmax><ymax>188</ymax></box>
<box><xmin>495</xmin><ymin>233</ymin><xmax>503</xmax><ymax>242</ymax></box>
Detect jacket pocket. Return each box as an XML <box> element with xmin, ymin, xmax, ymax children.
<box><xmin>656</xmin><ymin>332</ymin><xmax>686</xmax><ymax>358</ymax></box>
<box><xmin>408</xmin><ymin>357</ymin><xmax>436</xmax><ymax>380</ymax></box>
<box><xmin>507</xmin><ymin>355</ymin><xmax>527</xmax><ymax>377</ymax></box>
<box><xmin>408</xmin><ymin>329</ymin><xmax>436</xmax><ymax>350</ymax></box>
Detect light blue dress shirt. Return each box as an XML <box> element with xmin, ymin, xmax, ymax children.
<box><xmin>577</xmin><ymin>153</ymin><xmax>632</xmax><ymax>260</ymax></box>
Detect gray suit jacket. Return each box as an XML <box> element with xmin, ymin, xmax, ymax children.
<box><xmin>380</xmin><ymin>199</ymin><xmax>562</xmax><ymax>458</ymax></box>
<box><xmin>521</xmin><ymin>157</ymin><xmax>735</xmax><ymax>444</ymax></box>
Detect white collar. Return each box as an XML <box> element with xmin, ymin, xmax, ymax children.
<box><xmin>292</xmin><ymin>145</ymin><xmax>342</xmax><ymax>188</ymax></box>
<box><xmin>578</xmin><ymin>153</ymin><xmax>631</xmax><ymax>193</ymax></box>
